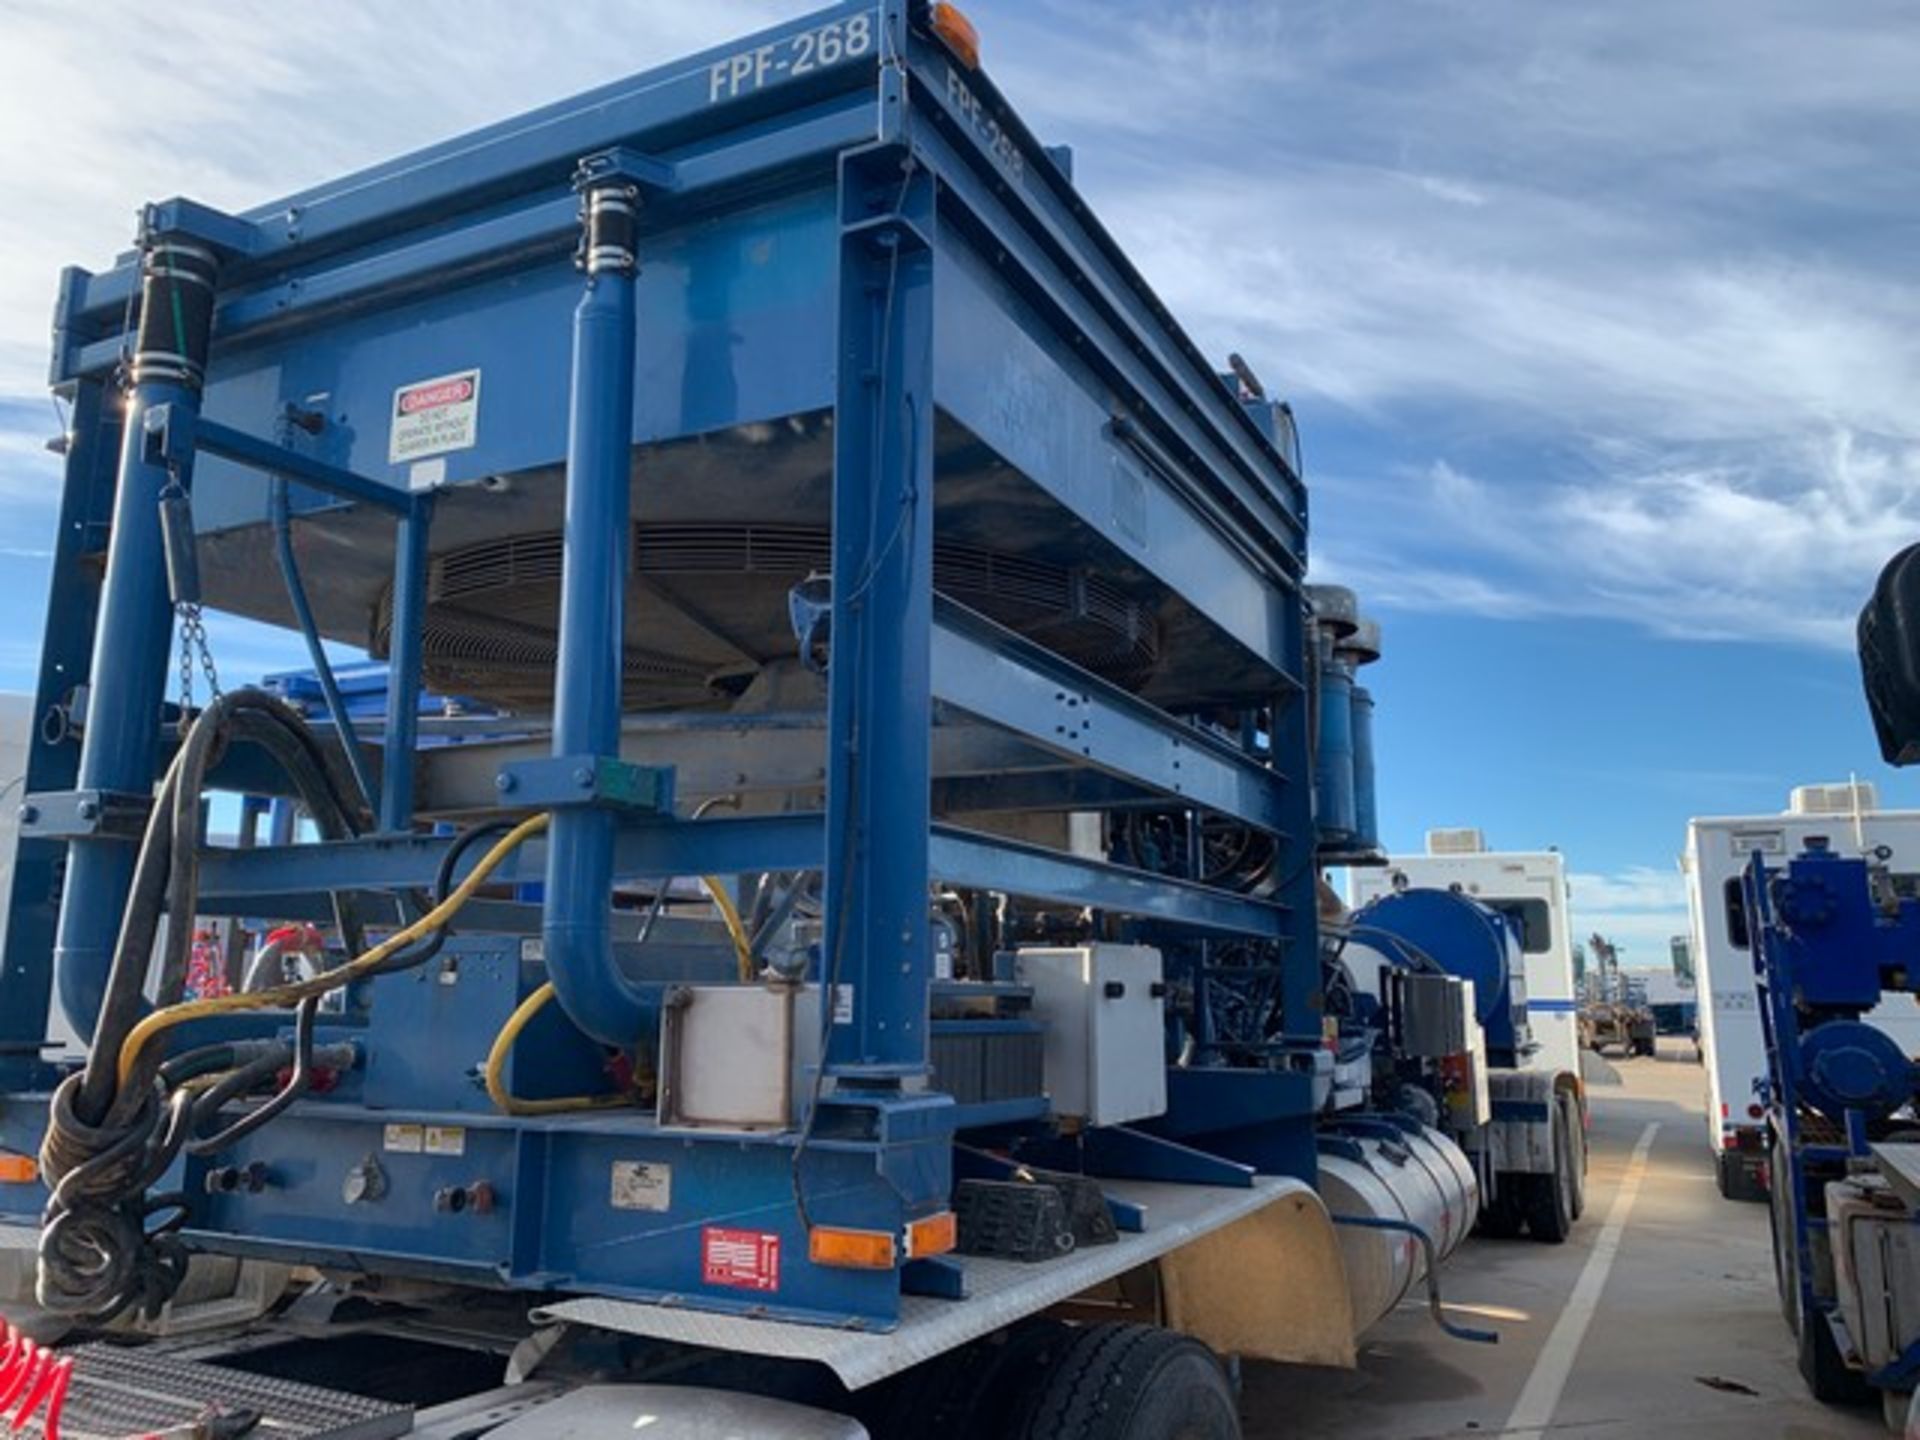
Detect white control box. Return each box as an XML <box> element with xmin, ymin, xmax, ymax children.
<box><xmin>1016</xmin><ymin>944</ymin><xmax>1167</xmax><ymax>1127</ymax></box>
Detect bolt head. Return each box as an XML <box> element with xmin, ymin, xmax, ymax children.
<box><xmin>495</xmin><ymin>773</ymin><xmax>517</xmax><ymax>793</ymax></box>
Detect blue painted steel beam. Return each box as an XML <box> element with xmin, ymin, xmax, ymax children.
<box><xmin>822</xmin><ymin>144</ymin><xmax>938</xmax><ymax>1080</ymax></box>
<box><xmin>190</xmin><ymin>810</ymin><xmax>1286</xmax><ymax>943</ymax></box>
<box><xmin>905</xmin><ymin>44</ymin><xmax>1303</xmax><ymax>570</ymax></box>
<box><xmin>928</xmin><ymin>828</ymin><xmax>1287</xmax><ymax>939</ymax></box>
<box><xmin>190</xmin><ymin>815</ymin><xmax>827</xmax><ymax>906</ymax></box>
<box><xmin>931</xmin><ymin>599</ymin><xmax>1289</xmax><ymax>832</ymax></box>
<box><xmin>146</xmin><ymin>409</ymin><xmax>413</xmax><ymax>514</ymax></box>
<box><xmin>56</xmin><ymin>4</ymin><xmax>893</xmax><ymax>370</ymax></box>
<box><xmin>0</xmin><ymin>379</ymin><xmax>118</xmax><ymax>1086</ymax></box>
<box><xmin>52</xmin><ymin>230</ymin><xmax>222</xmax><ymax>1042</ymax></box>
<box><xmin>381</xmin><ymin>500</ymin><xmax>431</xmax><ymax>831</ymax></box>
<box><xmin>64</xmin><ymin>100</ymin><xmax>881</xmax><ymax>382</ymax></box>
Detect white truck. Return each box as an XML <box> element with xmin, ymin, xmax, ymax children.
<box><xmin>1347</xmin><ymin>830</ymin><xmax>1582</xmax><ymax>1079</ymax></box>
<box><xmin>1683</xmin><ymin>783</ymin><xmax>1920</xmax><ymax>1201</ymax></box>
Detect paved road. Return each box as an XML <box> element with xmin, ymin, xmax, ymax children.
<box><xmin>1242</xmin><ymin>1042</ymin><xmax>1890</xmax><ymax>1438</ymax></box>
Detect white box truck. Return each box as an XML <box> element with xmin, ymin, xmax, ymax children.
<box><xmin>1683</xmin><ymin>782</ymin><xmax>1920</xmax><ymax>1201</ymax></box>
<box><xmin>1347</xmin><ymin>830</ymin><xmax>1582</xmax><ymax>1080</ymax></box>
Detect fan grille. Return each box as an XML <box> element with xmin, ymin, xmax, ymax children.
<box><xmin>374</xmin><ymin>522</ymin><xmax>1157</xmax><ymax>707</ymax></box>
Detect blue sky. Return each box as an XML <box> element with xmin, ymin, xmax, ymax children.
<box><xmin>2</xmin><ymin>0</ymin><xmax>1917</xmax><ymax>961</ymax></box>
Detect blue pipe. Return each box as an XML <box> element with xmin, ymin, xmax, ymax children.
<box><xmin>380</xmin><ymin>501</ymin><xmax>431</xmax><ymax>832</ymax></box>
<box><xmin>541</xmin><ymin>171</ymin><xmax>660</xmax><ymax>1050</ymax></box>
<box><xmin>1350</xmin><ymin>683</ymin><xmax>1378</xmax><ymax>851</ymax></box>
<box><xmin>52</xmin><ymin>236</ymin><xmax>218</xmax><ymax>1040</ymax></box>
<box><xmin>1315</xmin><ymin>640</ymin><xmax>1356</xmax><ymax>847</ymax></box>
<box><xmin>270</xmin><ymin>474</ymin><xmax>379</xmax><ymax>811</ymax></box>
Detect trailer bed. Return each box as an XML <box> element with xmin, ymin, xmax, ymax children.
<box><xmin>534</xmin><ymin>1175</ymin><xmax>1316</xmax><ymax>1388</ymax></box>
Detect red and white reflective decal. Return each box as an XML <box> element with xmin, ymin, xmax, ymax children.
<box><xmin>702</xmin><ymin>1226</ymin><xmax>781</xmax><ymax>1292</ymax></box>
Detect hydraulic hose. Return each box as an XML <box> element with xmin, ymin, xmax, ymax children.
<box><xmin>484</xmin><ymin>982</ymin><xmax>636</xmax><ymax>1117</ymax></box>
<box><xmin>39</xmin><ymin>686</ymin><xmax>547</xmax><ymax>1322</ymax></box>
<box><xmin>700</xmin><ymin>877</ymin><xmax>754</xmax><ymax>981</ymax></box>
<box><xmin>269</xmin><ymin>473</ymin><xmax>379</xmax><ymax>811</ymax></box>
<box><xmin>116</xmin><ymin>812</ymin><xmax>549</xmax><ymax>1088</ymax></box>
<box><xmin>79</xmin><ymin>690</ymin><xmax>366</xmax><ymax>1126</ymax></box>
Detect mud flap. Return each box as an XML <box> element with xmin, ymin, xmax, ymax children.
<box><xmin>1154</xmin><ymin>1185</ymin><xmax>1357</xmax><ymax>1368</ymax></box>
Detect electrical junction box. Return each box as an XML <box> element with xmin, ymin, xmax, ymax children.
<box><xmin>656</xmin><ymin>983</ymin><xmax>824</xmax><ymax>1131</ymax></box>
<box><xmin>1016</xmin><ymin>944</ymin><xmax>1167</xmax><ymax>1127</ymax></box>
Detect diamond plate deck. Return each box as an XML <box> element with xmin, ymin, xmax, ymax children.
<box><xmin>535</xmin><ymin>1174</ymin><xmax>1318</xmax><ymax>1389</ymax></box>
<box><xmin>16</xmin><ymin>1343</ymin><xmax>411</xmax><ymax>1440</ymax></box>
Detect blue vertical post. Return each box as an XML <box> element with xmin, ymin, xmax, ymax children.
<box><xmin>822</xmin><ymin>148</ymin><xmax>935</xmax><ymax>1081</ymax></box>
<box><xmin>52</xmin><ymin>231</ymin><xmax>219</xmax><ymax>1041</ymax></box>
<box><xmin>381</xmin><ymin>497</ymin><xmax>432</xmax><ymax>832</ymax></box>
<box><xmin>1350</xmin><ymin>684</ymin><xmax>1377</xmax><ymax>851</ymax></box>
<box><xmin>0</xmin><ymin>370</ymin><xmax>118</xmax><ymax>1090</ymax></box>
<box><xmin>1274</xmin><ymin>595</ymin><xmax>1322</xmax><ymax>1045</ymax></box>
<box><xmin>539</xmin><ymin>151</ymin><xmax>660</xmax><ymax>1050</ymax></box>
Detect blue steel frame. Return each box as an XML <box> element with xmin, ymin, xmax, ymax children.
<box><xmin>0</xmin><ymin>2</ymin><xmax>1321</xmax><ymax>1330</ymax></box>
<box><xmin>1745</xmin><ymin>848</ymin><xmax>1920</xmax><ymax>1399</ymax></box>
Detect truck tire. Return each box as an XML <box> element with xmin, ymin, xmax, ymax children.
<box><xmin>1767</xmin><ymin>1133</ymin><xmax>1799</xmax><ymax>1335</ymax></box>
<box><xmin>1798</xmin><ymin>1304</ymin><xmax>1874</xmax><ymax>1407</ymax></box>
<box><xmin>1476</xmin><ymin>1183</ymin><xmax>1525</xmax><ymax>1239</ymax></box>
<box><xmin>862</xmin><ymin>1319</ymin><xmax>1068</xmax><ymax>1438</ymax></box>
<box><xmin>1526</xmin><ymin>1095</ymin><xmax>1576</xmax><ymax>1244</ymax></box>
<box><xmin>1010</xmin><ymin>1323</ymin><xmax>1241</xmax><ymax>1440</ymax></box>
<box><xmin>1562</xmin><ymin>1092</ymin><xmax>1588</xmax><ymax>1221</ymax></box>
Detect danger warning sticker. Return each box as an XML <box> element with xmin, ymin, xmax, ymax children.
<box><xmin>389</xmin><ymin>368</ymin><xmax>481</xmax><ymax>465</ymax></box>
<box><xmin>702</xmin><ymin>1226</ymin><xmax>781</xmax><ymax>1292</ymax></box>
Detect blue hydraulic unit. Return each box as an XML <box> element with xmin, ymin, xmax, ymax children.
<box><xmin>1308</xmin><ymin>586</ymin><xmax>1384</xmax><ymax>864</ymax></box>
<box><xmin>1745</xmin><ymin>841</ymin><xmax>1920</xmax><ymax>1409</ymax></box>
<box><xmin>0</xmin><ymin>2</ymin><xmax>1330</xmax><ymax>1335</ymax></box>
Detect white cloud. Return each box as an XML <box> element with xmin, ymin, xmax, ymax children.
<box><xmin>987</xmin><ymin>0</ymin><xmax>1920</xmax><ymax>649</ymax></box>
<box><xmin>1568</xmin><ymin>866</ymin><xmax>1690</xmax><ymax>967</ymax></box>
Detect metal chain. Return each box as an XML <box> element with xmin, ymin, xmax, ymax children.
<box><xmin>166</xmin><ymin>460</ymin><xmax>220</xmax><ymax>715</ymax></box>
<box><xmin>177</xmin><ymin>603</ymin><xmax>221</xmax><ymax>710</ymax></box>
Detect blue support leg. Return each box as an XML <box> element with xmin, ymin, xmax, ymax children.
<box><xmin>51</xmin><ymin>232</ymin><xmax>219</xmax><ymax>1044</ymax></box>
<box><xmin>0</xmin><ymin>374</ymin><xmax>119</xmax><ymax>1090</ymax></box>
<box><xmin>822</xmin><ymin>147</ymin><xmax>937</xmax><ymax>1083</ymax></box>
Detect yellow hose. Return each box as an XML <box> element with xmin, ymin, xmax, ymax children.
<box><xmin>484</xmin><ymin>980</ymin><xmax>634</xmax><ymax>1116</ymax></box>
<box><xmin>117</xmin><ymin>813</ymin><xmax>552</xmax><ymax>1088</ymax></box>
<box><xmin>700</xmin><ymin>875</ymin><xmax>755</xmax><ymax>980</ymax></box>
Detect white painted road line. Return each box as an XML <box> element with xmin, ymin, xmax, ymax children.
<box><xmin>1502</xmin><ymin>1121</ymin><xmax>1662</xmax><ymax>1440</ymax></box>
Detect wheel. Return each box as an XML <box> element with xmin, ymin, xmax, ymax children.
<box><xmin>1561</xmin><ymin>1093</ymin><xmax>1588</xmax><ymax>1221</ymax></box>
<box><xmin>1717</xmin><ymin>1146</ymin><xmax>1767</xmax><ymax>1203</ymax></box>
<box><xmin>1476</xmin><ymin>1180</ymin><xmax>1525</xmax><ymax>1239</ymax></box>
<box><xmin>1008</xmin><ymin>1323</ymin><xmax>1241</xmax><ymax>1440</ymax></box>
<box><xmin>1771</xmin><ymin>1136</ymin><xmax>1875</xmax><ymax>1408</ymax></box>
<box><xmin>1526</xmin><ymin>1094</ymin><xmax>1576</xmax><ymax>1244</ymax></box>
<box><xmin>1633</xmin><ymin>1035</ymin><xmax>1656</xmax><ymax>1058</ymax></box>
<box><xmin>1766</xmin><ymin>1134</ymin><xmax>1799</xmax><ymax>1334</ymax></box>
<box><xmin>861</xmin><ymin>1319</ymin><xmax>1069</xmax><ymax>1438</ymax></box>
<box><xmin>1798</xmin><ymin>1304</ymin><xmax>1875</xmax><ymax>1407</ymax></box>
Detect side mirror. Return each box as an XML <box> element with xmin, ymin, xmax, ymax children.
<box><xmin>1859</xmin><ymin>542</ymin><xmax>1920</xmax><ymax>765</ymax></box>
